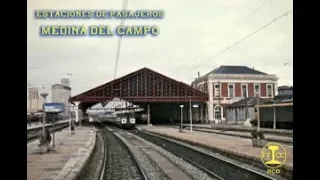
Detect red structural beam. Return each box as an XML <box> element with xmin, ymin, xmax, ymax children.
<box><xmin>71</xmin><ymin>68</ymin><xmax>209</xmax><ymax>103</ymax></box>
<box><xmin>71</xmin><ymin>96</ymin><xmax>207</xmax><ymax>103</ymax></box>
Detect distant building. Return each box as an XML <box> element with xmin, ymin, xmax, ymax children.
<box><xmin>191</xmin><ymin>65</ymin><xmax>278</xmax><ymax>123</ymax></box>
<box><xmin>51</xmin><ymin>79</ymin><xmax>71</xmax><ymax>113</ymax></box>
<box><xmin>278</xmin><ymin>86</ymin><xmax>293</xmax><ymax>96</ymax></box>
<box><xmin>61</xmin><ymin>78</ymin><xmax>70</xmax><ymax>87</ymax></box>
<box><xmin>274</xmin><ymin>86</ymin><xmax>293</xmax><ymax>102</ymax></box>
<box><xmin>28</xmin><ymin>87</ymin><xmax>43</xmax><ymax>112</ymax></box>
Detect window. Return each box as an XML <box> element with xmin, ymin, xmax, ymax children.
<box><xmin>214</xmin><ymin>84</ymin><xmax>220</xmax><ymax>97</ymax></box>
<box><xmin>254</xmin><ymin>84</ymin><xmax>260</xmax><ymax>96</ymax></box>
<box><xmin>241</xmin><ymin>84</ymin><xmax>248</xmax><ymax>97</ymax></box>
<box><xmin>267</xmin><ymin>84</ymin><xmax>273</xmax><ymax>97</ymax></box>
<box><xmin>228</xmin><ymin>84</ymin><xmax>234</xmax><ymax>97</ymax></box>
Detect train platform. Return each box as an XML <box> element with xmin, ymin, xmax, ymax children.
<box><xmin>181</xmin><ymin>125</ymin><xmax>293</xmax><ymax>144</ymax></box>
<box><xmin>185</xmin><ymin>124</ymin><xmax>293</xmax><ymax>134</ymax></box>
<box><xmin>138</xmin><ymin>125</ymin><xmax>293</xmax><ymax>173</ymax></box>
<box><xmin>27</xmin><ymin>126</ymin><xmax>96</xmax><ymax>180</ymax></box>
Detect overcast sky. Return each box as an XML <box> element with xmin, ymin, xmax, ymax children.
<box><xmin>27</xmin><ymin>0</ymin><xmax>293</xmax><ymax>100</ymax></box>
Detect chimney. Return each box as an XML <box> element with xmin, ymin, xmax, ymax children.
<box><xmin>252</xmin><ymin>67</ymin><xmax>254</xmax><ymax>70</ymax></box>
<box><xmin>198</xmin><ymin>72</ymin><xmax>200</xmax><ymax>78</ymax></box>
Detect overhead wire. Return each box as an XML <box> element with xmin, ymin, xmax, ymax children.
<box><xmin>178</xmin><ymin>8</ymin><xmax>293</xmax><ymax>79</ymax></box>
<box><xmin>173</xmin><ymin>0</ymin><xmax>271</xmax><ymax>78</ymax></box>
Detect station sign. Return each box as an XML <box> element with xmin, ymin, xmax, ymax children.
<box><xmin>43</xmin><ymin>103</ymin><xmax>65</xmax><ymax>113</ymax></box>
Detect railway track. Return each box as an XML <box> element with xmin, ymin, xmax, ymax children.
<box><xmin>93</xmin><ymin>123</ymin><xmax>148</xmax><ymax>180</ymax></box>
<box><xmin>80</xmin><ymin>122</ymin><xmax>287</xmax><ymax>180</ymax></box>
<box><xmin>132</xmin><ymin>130</ymin><xmax>285</xmax><ymax>180</ymax></box>
<box><xmin>113</xmin><ymin>128</ymin><xmax>213</xmax><ymax>180</ymax></box>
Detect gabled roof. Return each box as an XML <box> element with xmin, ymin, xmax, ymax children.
<box><xmin>204</xmin><ymin>65</ymin><xmax>267</xmax><ymax>77</ymax></box>
<box><xmin>70</xmin><ymin>67</ymin><xmax>208</xmax><ymax>103</ymax></box>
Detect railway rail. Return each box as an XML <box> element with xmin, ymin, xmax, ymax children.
<box><xmin>133</xmin><ymin>130</ymin><xmax>284</xmax><ymax>180</ymax></box>
<box><xmin>95</xmin><ymin>123</ymin><xmax>148</xmax><ymax>180</ymax></box>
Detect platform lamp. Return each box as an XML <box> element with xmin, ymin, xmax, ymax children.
<box><xmin>40</xmin><ymin>92</ymin><xmax>48</xmax><ymax>133</ymax></box>
<box><xmin>189</xmin><ymin>96</ymin><xmax>192</xmax><ymax>133</ymax></box>
<box><xmin>179</xmin><ymin>105</ymin><xmax>184</xmax><ymax>132</ymax></box>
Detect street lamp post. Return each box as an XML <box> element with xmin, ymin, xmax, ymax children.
<box><xmin>273</xmin><ymin>102</ymin><xmax>276</xmax><ymax>129</ymax></box>
<box><xmin>179</xmin><ymin>105</ymin><xmax>184</xmax><ymax>132</ymax></box>
<box><xmin>52</xmin><ymin>114</ymin><xmax>56</xmax><ymax>148</ymax></box>
<box><xmin>189</xmin><ymin>96</ymin><xmax>192</xmax><ymax>133</ymax></box>
<box><xmin>69</xmin><ymin>105</ymin><xmax>73</xmax><ymax>135</ymax></box>
<box><xmin>256</xmin><ymin>92</ymin><xmax>260</xmax><ymax>142</ymax></box>
<box><xmin>40</xmin><ymin>92</ymin><xmax>48</xmax><ymax>133</ymax></box>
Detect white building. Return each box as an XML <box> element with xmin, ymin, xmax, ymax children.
<box><xmin>51</xmin><ymin>79</ymin><xmax>71</xmax><ymax>114</ymax></box>
<box><xmin>192</xmin><ymin>66</ymin><xmax>278</xmax><ymax>123</ymax></box>
<box><xmin>28</xmin><ymin>87</ymin><xmax>43</xmax><ymax>112</ymax></box>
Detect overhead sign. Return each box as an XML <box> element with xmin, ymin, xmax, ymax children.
<box><xmin>43</xmin><ymin>103</ymin><xmax>65</xmax><ymax>113</ymax></box>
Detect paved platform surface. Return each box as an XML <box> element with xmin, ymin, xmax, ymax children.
<box><xmin>138</xmin><ymin>125</ymin><xmax>293</xmax><ymax>169</ymax></box>
<box><xmin>27</xmin><ymin>126</ymin><xmax>96</xmax><ymax>180</ymax></box>
<box><xmin>185</xmin><ymin>124</ymin><xmax>293</xmax><ymax>134</ymax></box>
<box><xmin>182</xmin><ymin>126</ymin><xmax>293</xmax><ymax>143</ymax></box>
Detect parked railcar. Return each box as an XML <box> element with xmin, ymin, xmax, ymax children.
<box><xmin>101</xmin><ymin>111</ymin><xmax>136</xmax><ymax>129</ymax></box>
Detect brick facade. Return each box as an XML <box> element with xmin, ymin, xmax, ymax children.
<box><xmin>207</xmin><ymin>82</ymin><xmax>275</xmax><ymax>98</ymax></box>
<box><xmin>261</xmin><ymin>83</ymin><xmax>266</xmax><ymax>97</ymax></box>
<box><xmin>221</xmin><ymin>83</ymin><xmax>228</xmax><ymax>97</ymax></box>
<box><xmin>248</xmin><ymin>83</ymin><xmax>254</xmax><ymax>97</ymax></box>
<box><xmin>235</xmin><ymin>83</ymin><xmax>241</xmax><ymax>97</ymax></box>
